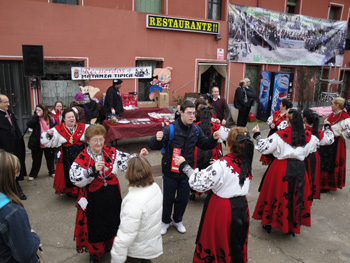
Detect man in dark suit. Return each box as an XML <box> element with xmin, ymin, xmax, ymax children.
<box><xmin>0</xmin><ymin>94</ymin><xmax>27</xmax><ymax>200</ymax></box>
<box><xmin>234</xmin><ymin>78</ymin><xmax>256</xmax><ymax>127</ymax></box>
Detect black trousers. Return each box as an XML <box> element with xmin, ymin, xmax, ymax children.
<box><xmin>237</xmin><ymin>106</ymin><xmax>251</xmax><ymax>127</ymax></box>
<box><xmin>28</xmin><ymin>148</ymin><xmax>55</xmax><ymax>178</ymax></box>
<box><xmin>126</xmin><ymin>257</ymin><xmax>152</xmax><ymax>263</ymax></box>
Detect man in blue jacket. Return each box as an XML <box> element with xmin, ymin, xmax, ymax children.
<box><xmin>149</xmin><ymin>100</ymin><xmax>221</xmax><ymax>235</ymax></box>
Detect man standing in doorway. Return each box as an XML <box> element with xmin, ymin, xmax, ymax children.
<box><xmin>104</xmin><ymin>79</ymin><xmax>124</xmax><ymax>119</ymax></box>
<box><xmin>211</xmin><ymin>86</ymin><xmax>229</xmax><ymax>125</ymax></box>
<box><xmin>234</xmin><ymin>78</ymin><xmax>256</xmax><ymax>127</ymax></box>
<box><xmin>0</xmin><ymin>94</ymin><xmax>27</xmax><ymax>200</ymax></box>
<box><xmin>148</xmin><ymin>100</ymin><xmax>220</xmax><ymax>235</ymax></box>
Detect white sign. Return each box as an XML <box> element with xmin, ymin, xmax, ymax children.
<box><xmin>71</xmin><ymin>67</ymin><xmax>152</xmax><ymax>80</ymax></box>
<box><xmin>217</xmin><ymin>48</ymin><xmax>224</xmax><ymax>60</ymax></box>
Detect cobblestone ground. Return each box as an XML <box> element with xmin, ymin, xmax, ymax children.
<box><xmin>21</xmin><ymin>120</ymin><xmax>350</xmax><ymax>263</ymax></box>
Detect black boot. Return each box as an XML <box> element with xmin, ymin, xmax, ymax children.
<box><xmin>16</xmin><ymin>181</ymin><xmax>27</xmax><ymax>200</ymax></box>
<box><xmin>262</xmin><ymin>224</ymin><xmax>271</xmax><ymax>233</ymax></box>
<box><xmin>287</xmin><ymin>231</ymin><xmax>295</xmax><ymax>237</ymax></box>
<box><xmin>89</xmin><ymin>255</ymin><xmax>99</xmax><ymax>263</ymax></box>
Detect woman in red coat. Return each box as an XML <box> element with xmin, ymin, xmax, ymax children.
<box><xmin>319</xmin><ymin>97</ymin><xmax>350</xmax><ymax>192</ymax></box>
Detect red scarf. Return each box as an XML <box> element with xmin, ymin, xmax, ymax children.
<box><xmin>56</xmin><ymin>122</ymin><xmax>86</xmax><ymax>146</ymax></box>
<box><xmin>327</xmin><ymin>111</ymin><xmax>350</xmax><ymax>126</ymax></box>
<box><xmin>276</xmin><ymin>126</ymin><xmax>312</xmax><ymax>145</ymax></box>
<box><xmin>74</xmin><ymin>145</ymin><xmax>118</xmax><ymax>192</ymax></box>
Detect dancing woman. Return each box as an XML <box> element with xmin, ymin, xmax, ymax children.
<box><xmin>252</xmin><ymin>109</ymin><xmax>319</xmax><ymax>235</ymax></box>
<box><xmin>319</xmin><ymin>97</ymin><xmax>350</xmax><ymax>191</ymax></box>
<box><xmin>303</xmin><ymin>108</ymin><xmax>334</xmax><ymax>199</ymax></box>
<box><xmin>41</xmin><ymin>108</ymin><xmax>89</xmax><ymax>196</ymax></box>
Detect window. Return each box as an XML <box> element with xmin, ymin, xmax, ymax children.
<box><xmin>286</xmin><ymin>0</ymin><xmax>297</xmax><ymax>14</ymax></box>
<box><xmin>245</xmin><ymin>65</ymin><xmax>261</xmax><ymax>97</ymax></box>
<box><xmin>346</xmin><ymin>19</ymin><xmax>350</xmax><ymax>50</ymax></box>
<box><xmin>136</xmin><ymin>60</ymin><xmax>162</xmax><ymax>101</ymax></box>
<box><xmin>208</xmin><ymin>0</ymin><xmax>221</xmax><ymax>20</ymax></box>
<box><xmin>329</xmin><ymin>5</ymin><xmax>342</xmax><ymax>20</ymax></box>
<box><xmin>52</xmin><ymin>0</ymin><xmax>78</xmax><ymax>5</ymax></box>
<box><xmin>136</xmin><ymin>0</ymin><xmax>161</xmax><ymax>14</ymax></box>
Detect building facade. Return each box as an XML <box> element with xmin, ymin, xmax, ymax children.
<box><xmin>1</xmin><ymin>0</ymin><xmax>349</xmax><ymax>130</ymax></box>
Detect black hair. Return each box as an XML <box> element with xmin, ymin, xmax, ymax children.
<box><xmin>180</xmin><ymin>100</ymin><xmax>195</xmax><ymax>112</ymax></box>
<box><xmin>288</xmin><ymin>109</ymin><xmax>306</xmax><ymax>147</ymax></box>
<box><xmin>281</xmin><ymin>99</ymin><xmax>293</xmax><ymax>109</ymax></box>
<box><xmin>199</xmin><ymin>106</ymin><xmax>212</xmax><ymax>137</ymax></box>
<box><xmin>203</xmin><ymin>93</ymin><xmax>213</xmax><ymax>104</ymax></box>
<box><xmin>345</xmin><ymin>100</ymin><xmax>350</xmax><ymax>114</ymax></box>
<box><xmin>303</xmin><ymin>108</ymin><xmax>320</xmax><ymax>138</ymax></box>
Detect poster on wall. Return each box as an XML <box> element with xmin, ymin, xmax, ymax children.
<box><xmin>227</xmin><ymin>4</ymin><xmax>347</xmax><ymax>66</ymax></box>
<box><xmin>71</xmin><ymin>67</ymin><xmax>152</xmax><ymax>80</ymax></box>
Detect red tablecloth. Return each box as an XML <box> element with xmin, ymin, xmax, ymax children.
<box><xmin>103</xmin><ymin>119</ymin><xmax>164</xmax><ymax>142</ymax></box>
<box><xmin>119</xmin><ymin>107</ymin><xmax>171</xmax><ymax>118</ymax></box>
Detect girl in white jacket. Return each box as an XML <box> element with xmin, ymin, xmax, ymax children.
<box><xmin>111</xmin><ymin>157</ymin><xmax>163</xmax><ymax>263</ymax></box>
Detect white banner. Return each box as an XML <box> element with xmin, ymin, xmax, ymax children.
<box><xmin>71</xmin><ymin>67</ymin><xmax>152</xmax><ymax>80</ymax></box>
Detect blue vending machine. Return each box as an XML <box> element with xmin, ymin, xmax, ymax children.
<box><xmin>257</xmin><ymin>71</ymin><xmax>294</xmax><ymax>122</ymax></box>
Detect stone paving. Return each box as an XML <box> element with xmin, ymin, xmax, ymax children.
<box><xmin>21</xmin><ymin>120</ymin><xmax>350</xmax><ymax>263</ymax></box>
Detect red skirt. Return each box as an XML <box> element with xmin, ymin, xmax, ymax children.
<box><xmin>259</xmin><ymin>154</ymin><xmax>273</xmax><ymax>166</ymax></box>
<box><xmin>252</xmin><ymin>159</ymin><xmax>312</xmax><ymax>234</ymax></box>
<box><xmin>53</xmin><ymin>160</ymin><xmax>78</xmax><ymax>196</ymax></box>
<box><xmin>193</xmin><ymin>193</ymin><xmax>249</xmax><ymax>263</ymax></box>
<box><xmin>321</xmin><ymin>138</ymin><xmax>346</xmax><ymax>191</ymax></box>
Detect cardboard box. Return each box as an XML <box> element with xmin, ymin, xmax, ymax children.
<box><xmin>138</xmin><ymin>101</ymin><xmax>157</xmax><ymax>108</ymax></box>
<box><xmin>155</xmin><ymin>89</ymin><xmax>169</xmax><ymax>108</ymax></box>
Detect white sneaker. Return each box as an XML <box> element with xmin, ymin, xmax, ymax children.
<box><xmin>160</xmin><ymin>222</ymin><xmax>171</xmax><ymax>235</ymax></box>
<box><xmin>173</xmin><ymin>221</ymin><xmax>186</xmax><ymax>233</ymax></box>
<box><xmin>28</xmin><ymin>177</ymin><xmax>35</xmax><ymax>181</ymax></box>
<box><xmin>50</xmin><ymin>173</ymin><xmax>55</xmax><ymax>178</ymax></box>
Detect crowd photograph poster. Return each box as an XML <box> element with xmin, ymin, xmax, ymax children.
<box><xmin>227</xmin><ymin>4</ymin><xmax>347</xmax><ymax>66</ymax></box>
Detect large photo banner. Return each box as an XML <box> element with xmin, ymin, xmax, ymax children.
<box><xmin>227</xmin><ymin>4</ymin><xmax>347</xmax><ymax>66</ymax></box>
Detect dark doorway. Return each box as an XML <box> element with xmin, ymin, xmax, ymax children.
<box><xmin>200</xmin><ymin>66</ymin><xmax>222</xmax><ymax>95</ymax></box>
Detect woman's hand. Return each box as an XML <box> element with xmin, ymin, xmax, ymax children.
<box><xmin>47</xmin><ymin>129</ymin><xmax>54</xmax><ymax>136</ymax></box>
<box><xmin>95</xmin><ymin>161</ymin><xmax>105</xmax><ymax>172</ymax></box>
<box><xmin>324</xmin><ymin>120</ymin><xmax>330</xmax><ymax>125</ymax></box>
<box><xmin>139</xmin><ymin>148</ymin><xmax>148</xmax><ymax>156</ymax></box>
<box><xmin>175</xmin><ymin>156</ymin><xmax>185</xmax><ymax>166</ymax></box>
<box><xmin>270</xmin><ymin>123</ymin><xmax>275</xmax><ymax>129</ymax></box>
<box><xmin>252</xmin><ymin>124</ymin><xmax>260</xmax><ymax>134</ymax></box>
<box><xmin>213</xmin><ymin>131</ymin><xmax>221</xmax><ymax>140</ymax></box>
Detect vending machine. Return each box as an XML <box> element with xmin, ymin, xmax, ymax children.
<box><xmin>256</xmin><ymin>71</ymin><xmax>294</xmax><ymax>122</ymax></box>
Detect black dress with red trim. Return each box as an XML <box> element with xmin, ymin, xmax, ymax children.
<box><xmin>192</xmin><ymin>121</ymin><xmax>223</xmax><ymax>199</ymax></box>
<box><xmin>253</xmin><ymin>127</ymin><xmax>313</xmax><ymax>234</ymax></box>
<box><xmin>304</xmin><ymin>126</ymin><xmax>324</xmax><ymax>200</ymax></box>
<box><xmin>193</xmin><ymin>154</ymin><xmax>250</xmax><ymax>263</ymax></box>
<box><xmin>72</xmin><ymin>145</ymin><xmax>121</xmax><ymax>260</ymax></box>
<box><xmin>54</xmin><ymin>122</ymin><xmax>86</xmax><ymax>196</ymax></box>
<box><xmin>259</xmin><ymin>110</ymin><xmax>287</xmax><ymax>166</ymax></box>
<box><xmin>194</xmin><ymin>121</ymin><xmax>223</xmax><ymax>169</ymax></box>
<box><xmin>319</xmin><ymin>111</ymin><xmax>349</xmax><ymax>191</ymax></box>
